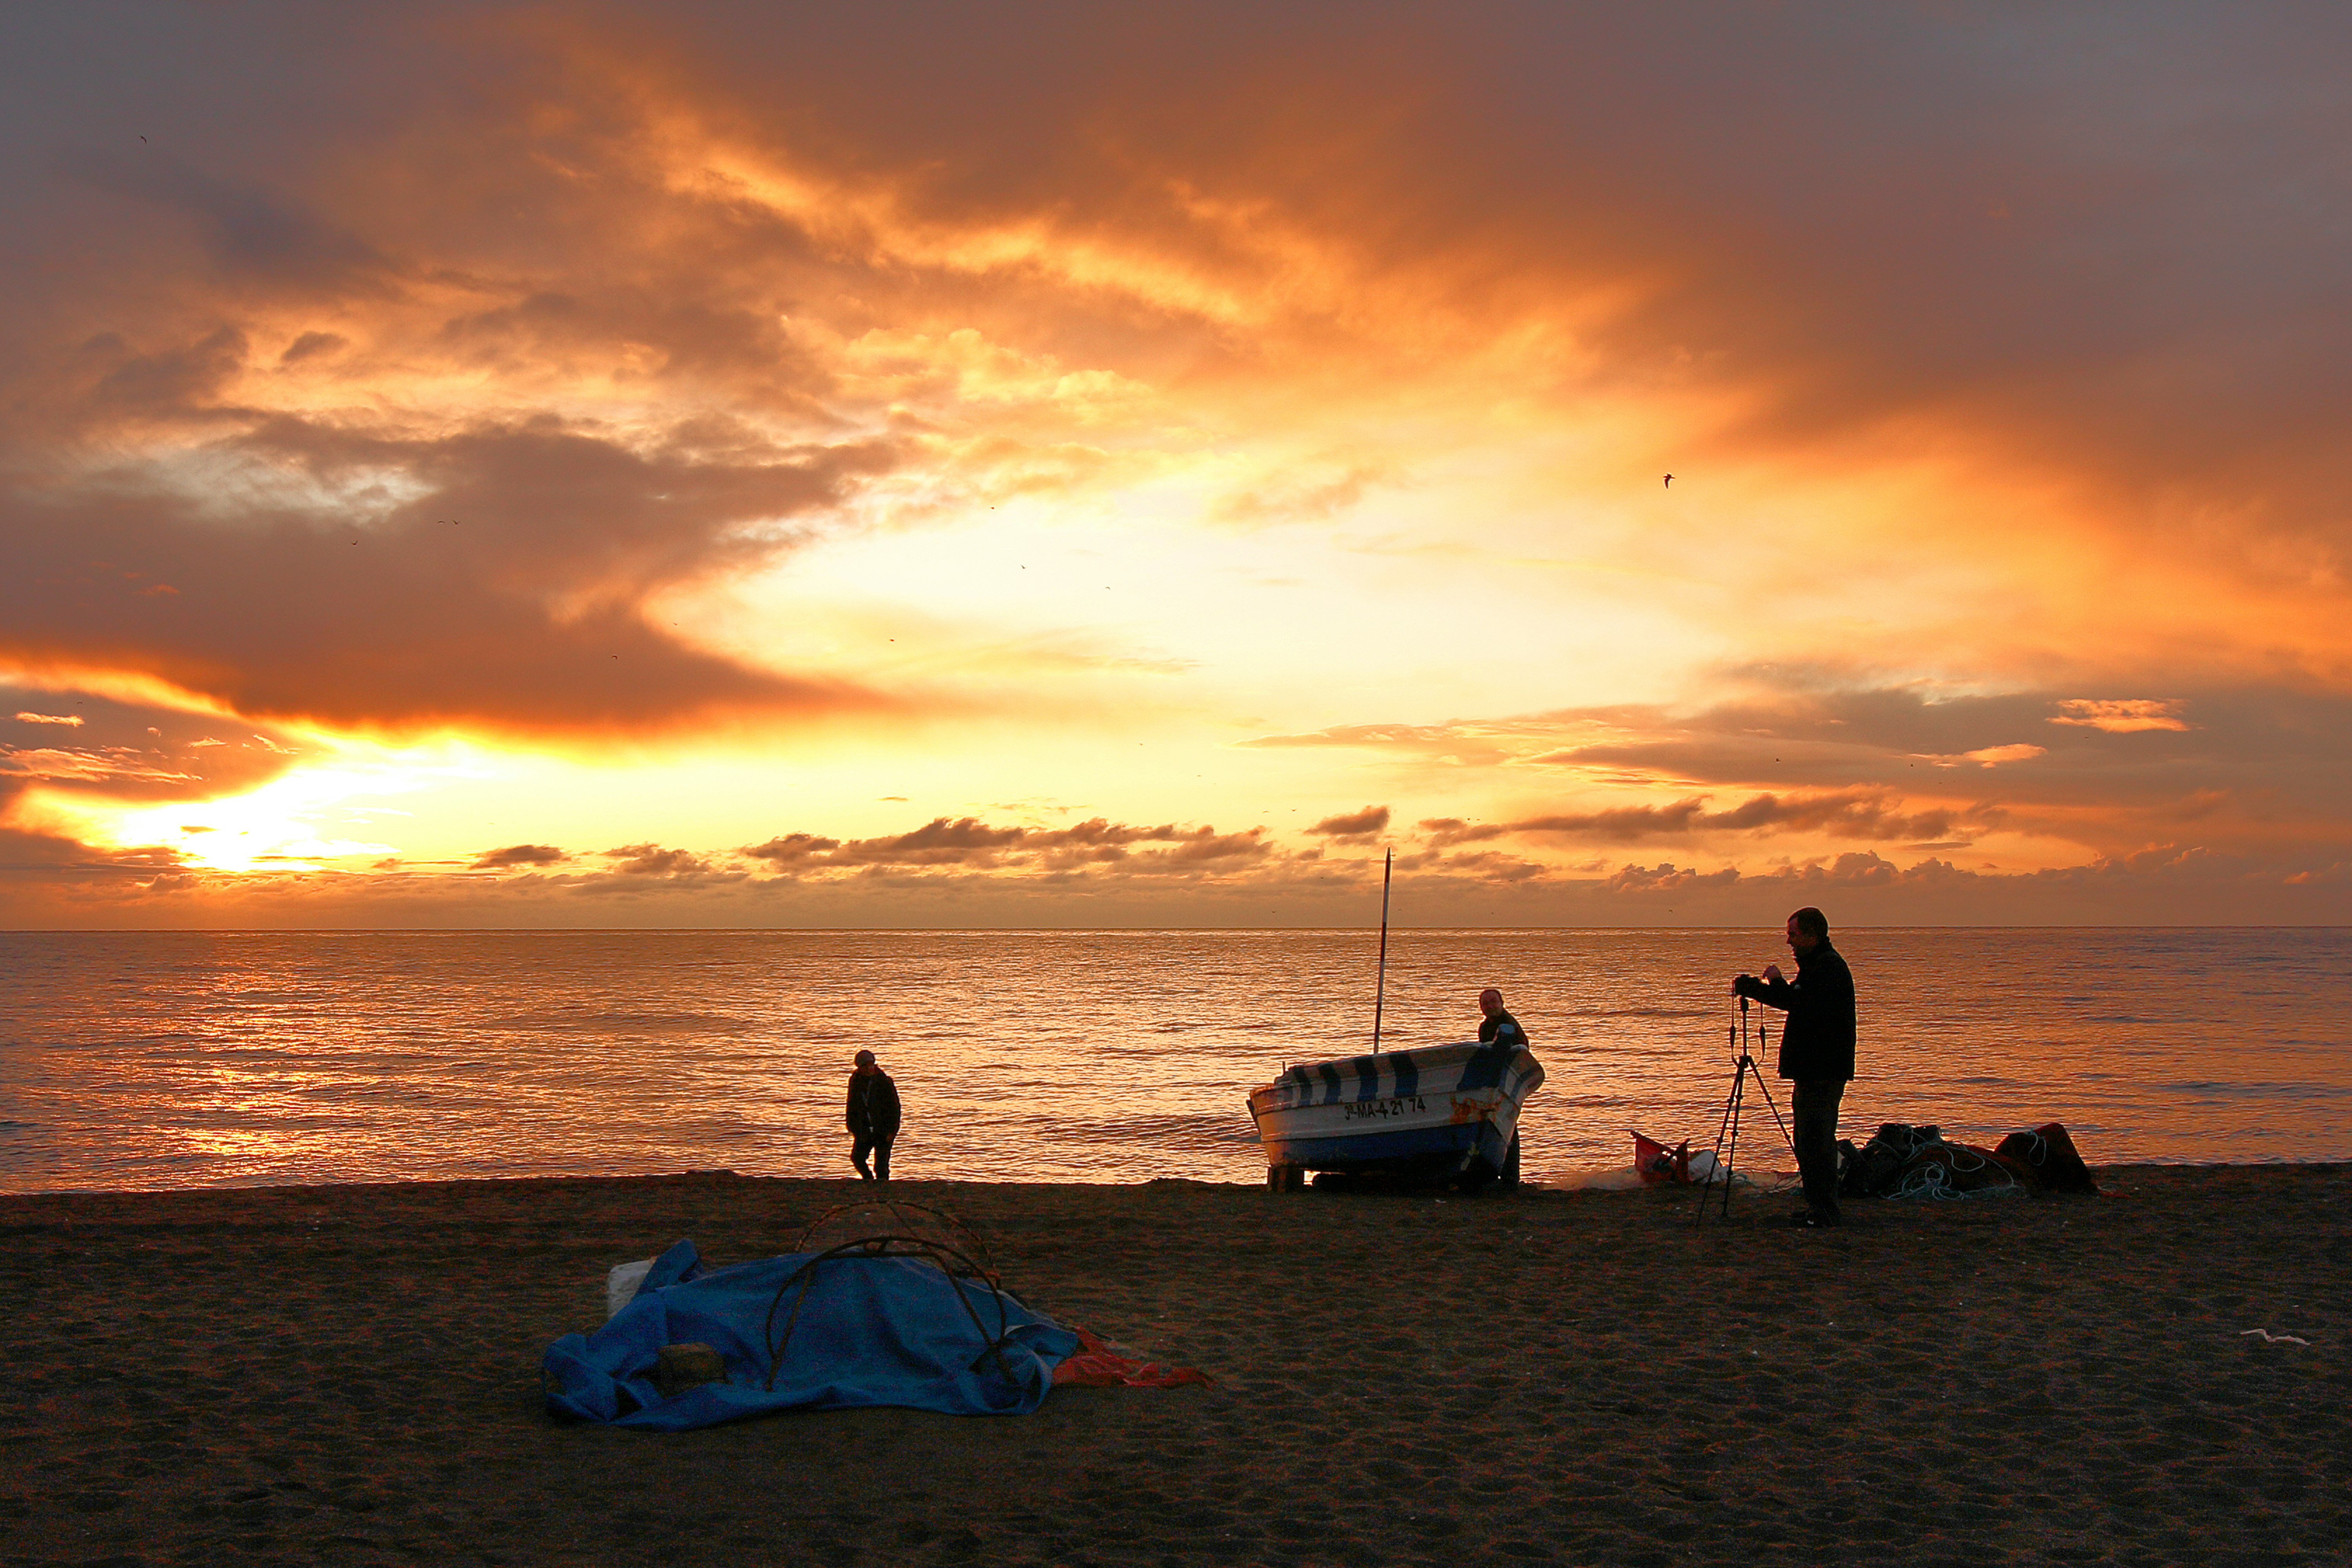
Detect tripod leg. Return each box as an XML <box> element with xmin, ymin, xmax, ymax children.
<box><xmin>1719</xmin><ymin>1067</ymin><xmax>1744</xmax><ymax>1221</ymax></box>
<box><xmin>1698</xmin><ymin>1058</ymin><xmax>1744</xmax><ymax>1224</ymax></box>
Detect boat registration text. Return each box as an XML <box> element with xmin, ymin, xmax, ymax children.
<box><xmin>1340</xmin><ymin>1094</ymin><xmax>1428</xmax><ymax>1122</ymax></box>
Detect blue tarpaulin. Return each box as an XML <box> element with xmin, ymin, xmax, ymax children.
<box><xmin>543</xmin><ymin>1241</ymin><xmax>1082</xmax><ymax>1430</ymax></box>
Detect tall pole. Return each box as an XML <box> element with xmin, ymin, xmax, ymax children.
<box><xmin>1372</xmin><ymin>846</ymin><xmax>1393</xmax><ymax>1053</ymax></box>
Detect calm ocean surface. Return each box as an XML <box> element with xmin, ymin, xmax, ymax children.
<box><xmin>1</xmin><ymin>928</ymin><xmax>2346</xmax><ymax>1193</ymax></box>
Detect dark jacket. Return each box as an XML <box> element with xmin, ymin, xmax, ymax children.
<box><xmin>1478</xmin><ymin>1009</ymin><xmax>1528</xmax><ymax>1047</ymax></box>
<box><xmin>1734</xmin><ymin>942</ymin><xmax>1856</xmax><ymax>1082</ymax></box>
<box><xmin>846</xmin><ymin>1069</ymin><xmax>902</xmax><ymax>1140</ymax></box>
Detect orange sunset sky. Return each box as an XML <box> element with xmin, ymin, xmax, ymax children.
<box><xmin>2</xmin><ymin>4</ymin><xmax>2347</xmax><ymax>927</ymax></box>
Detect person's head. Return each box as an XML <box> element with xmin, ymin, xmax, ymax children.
<box><xmin>1784</xmin><ymin>907</ymin><xmax>1829</xmax><ymax>955</ymax></box>
<box><xmin>853</xmin><ymin>1049</ymin><xmax>877</xmax><ymax>1070</ymax></box>
<box><xmin>1478</xmin><ymin>987</ymin><xmax>1504</xmax><ymax>1017</ymax></box>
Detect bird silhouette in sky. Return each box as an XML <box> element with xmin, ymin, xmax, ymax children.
<box><xmin>1663</xmin><ymin>474</ymin><xmax>1673</xmax><ymax>488</ymax></box>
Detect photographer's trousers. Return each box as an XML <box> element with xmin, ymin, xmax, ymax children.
<box><xmin>1791</xmin><ymin>1078</ymin><xmax>1846</xmax><ymax>1217</ymax></box>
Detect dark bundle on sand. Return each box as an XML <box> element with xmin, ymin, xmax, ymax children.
<box><xmin>1842</xmin><ymin>1120</ymin><xmax>2100</xmax><ymax>1199</ymax></box>
<box><xmin>4</xmin><ymin>1166</ymin><xmax>2347</xmax><ymax>1566</ymax></box>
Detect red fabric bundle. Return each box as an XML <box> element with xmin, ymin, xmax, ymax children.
<box><xmin>1633</xmin><ymin>1132</ymin><xmax>1692</xmax><ymax>1184</ymax></box>
<box><xmin>1051</xmin><ymin>1327</ymin><xmax>1213</xmax><ymax>1388</ymax></box>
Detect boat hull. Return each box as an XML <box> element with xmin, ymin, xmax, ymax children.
<box><xmin>1246</xmin><ymin>1042</ymin><xmax>1544</xmax><ymax>1185</ymax></box>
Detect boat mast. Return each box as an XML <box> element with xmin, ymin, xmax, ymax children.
<box><xmin>1372</xmin><ymin>846</ymin><xmax>1392</xmax><ymax>1054</ymax></box>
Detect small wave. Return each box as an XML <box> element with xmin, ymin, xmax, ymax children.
<box><xmin>484</xmin><ymin>1011</ymin><xmax>753</xmax><ymax>1034</ymax></box>
<box><xmin>1058</xmin><ymin>1112</ymin><xmax>1259</xmax><ymax>1151</ymax></box>
<box><xmin>2157</xmin><ymin>1080</ymin><xmax>2350</xmax><ymax>1100</ymax></box>
<box><xmin>1565</xmin><ymin>1005</ymin><xmax>1717</xmax><ymax>1019</ymax></box>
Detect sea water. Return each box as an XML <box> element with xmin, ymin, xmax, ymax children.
<box><xmin>0</xmin><ymin>927</ymin><xmax>2346</xmax><ymax>1192</ymax></box>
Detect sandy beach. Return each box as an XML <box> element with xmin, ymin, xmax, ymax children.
<box><xmin>5</xmin><ymin>1167</ymin><xmax>2345</xmax><ymax>1566</ymax></box>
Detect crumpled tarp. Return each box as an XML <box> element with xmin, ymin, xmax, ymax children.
<box><xmin>543</xmin><ymin>1240</ymin><xmax>1081</xmax><ymax>1430</ymax></box>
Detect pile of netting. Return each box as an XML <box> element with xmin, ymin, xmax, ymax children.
<box><xmin>1838</xmin><ymin>1121</ymin><xmax>2099</xmax><ymax>1200</ymax></box>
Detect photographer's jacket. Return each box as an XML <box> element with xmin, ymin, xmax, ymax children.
<box><xmin>846</xmin><ymin>1068</ymin><xmax>902</xmax><ymax>1140</ymax></box>
<box><xmin>1734</xmin><ymin>943</ymin><xmax>1856</xmax><ymax>1082</ymax></box>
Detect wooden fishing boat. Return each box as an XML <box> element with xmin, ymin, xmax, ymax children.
<box><xmin>1247</xmin><ymin>1039</ymin><xmax>1545</xmax><ymax>1192</ymax></box>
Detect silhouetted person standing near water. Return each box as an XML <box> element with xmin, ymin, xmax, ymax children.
<box><xmin>846</xmin><ymin>1049</ymin><xmax>901</xmax><ymax>1183</ymax></box>
<box><xmin>1734</xmin><ymin>907</ymin><xmax>1856</xmax><ymax>1228</ymax></box>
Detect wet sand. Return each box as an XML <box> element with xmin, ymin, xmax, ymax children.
<box><xmin>4</xmin><ymin>1166</ymin><xmax>2347</xmax><ymax>1566</ymax></box>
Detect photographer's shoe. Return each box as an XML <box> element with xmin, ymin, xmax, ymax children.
<box><xmin>1792</xmin><ymin>1209</ymin><xmax>1840</xmax><ymax>1228</ymax></box>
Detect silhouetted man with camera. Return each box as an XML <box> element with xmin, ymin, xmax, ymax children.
<box><xmin>1734</xmin><ymin>907</ymin><xmax>1855</xmax><ymax>1227</ymax></box>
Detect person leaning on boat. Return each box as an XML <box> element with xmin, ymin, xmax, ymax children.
<box><xmin>1733</xmin><ymin>906</ymin><xmax>1856</xmax><ymax>1229</ymax></box>
<box><xmin>1477</xmin><ymin>988</ymin><xmax>1528</xmax><ymax>1048</ymax></box>
<box><xmin>1477</xmin><ymin>989</ymin><xmax>1530</xmax><ymax>1185</ymax></box>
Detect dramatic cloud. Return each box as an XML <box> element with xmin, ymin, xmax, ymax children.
<box><xmin>1241</xmin><ymin>725</ymin><xmax>1520</xmax><ymax>768</ymax></box>
<box><xmin>2</xmin><ymin>690</ymin><xmax>298</xmax><ymax>797</ymax></box>
<box><xmin>470</xmin><ymin>842</ymin><xmax>566</xmax><ymax>869</ymax></box>
<box><xmin>2051</xmin><ymin>700</ymin><xmax>2194</xmax><ymax>735</ymax></box>
<box><xmin>1</xmin><ymin>5</ymin><xmax>2347</xmax><ymax>926</ymax></box>
<box><xmin>742</xmin><ymin>816</ymin><xmax>1274</xmax><ymax>876</ymax></box>
<box><xmin>600</xmin><ymin>843</ymin><xmax>714</xmax><ymax>877</ymax></box>
<box><xmin>0</xmin><ymin>416</ymin><xmax>899</xmax><ymax>735</ymax></box>
<box><xmin>1418</xmin><ymin>818</ymin><xmax>1508</xmax><ymax>849</ymax></box>
<box><xmin>1306</xmin><ymin>804</ymin><xmax>1390</xmax><ymax>843</ymax></box>
<box><xmin>1511</xmin><ymin>791</ymin><xmax>1983</xmax><ymax>848</ymax></box>
<box><xmin>1259</xmin><ymin>677</ymin><xmax>2352</xmax><ymax>886</ymax></box>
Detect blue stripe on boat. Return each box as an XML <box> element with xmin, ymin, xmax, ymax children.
<box><xmin>1352</xmin><ymin>1054</ymin><xmax>1380</xmax><ymax>1100</ymax></box>
<box><xmin>1318</xmin><ymin>1062</ymin><xmax>1343</xmax><ymax>1105</ymax></box>
<box><xmin>1265</xmin><ymin>1122</ymin><xmax>1480</xmax><ymax>1167</ymax></box>
<box><xmin>1456</xmin><ymin>1043</ymin><xmax>1514</xmax><ymax>1090</ymax></box>
<box><xmin>1391</xmin><ymin>1051</ymin><xmax>1418</xmax><ymax>1098</ymax></box>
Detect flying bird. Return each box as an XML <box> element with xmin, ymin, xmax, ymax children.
<box><xmin>1663</xmin><ymin>474</ymin><xmax>1673</xmax><ymax>488</ymax></box>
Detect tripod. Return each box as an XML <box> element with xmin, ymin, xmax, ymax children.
<box><xmin>1696</xmin><ymin>995</ymin><xmax>1797</xmax><ymax>1223</ymax></box>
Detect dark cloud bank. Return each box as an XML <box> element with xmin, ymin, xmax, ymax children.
<box><xmin>13</xmin><ymin>797</ymin><xmax>2343</xmax><ymax>928</ymax></box>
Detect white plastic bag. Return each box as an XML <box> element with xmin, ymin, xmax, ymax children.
<box><xmin>605</xmin><ymin>1258</ymin><xmax>655</xmax><ymax>1320</ymax></box>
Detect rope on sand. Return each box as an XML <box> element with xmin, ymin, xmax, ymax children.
<box><xmin>1889</xmin><ymin>1140</ymin><xmax>2025</xmax><ymax>1200</ymax></box>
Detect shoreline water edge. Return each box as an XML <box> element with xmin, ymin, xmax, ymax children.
<box><xmin>7</xmin><ymin>1166</ymin><xmax>2346</xmax><ymax>1565</ymax></box>
<box><xmin>7</xmin><ymin>927</ymin><xmax>2352</xmax><ymax>1192</ymax></box>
